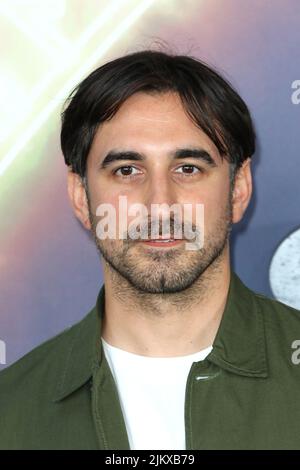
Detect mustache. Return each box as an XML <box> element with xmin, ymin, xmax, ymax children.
<box><xmin>126</xmin><ymin>217</ymin><xmax>199</xmax><ymax>241</ymax></box>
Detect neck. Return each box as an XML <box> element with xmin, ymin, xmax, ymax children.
<box><xmin>101</xmin><ymin>244</ymin><xmax>231</xmax><ymax>357</ymax></box>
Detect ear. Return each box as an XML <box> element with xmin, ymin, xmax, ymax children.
<box><xmin>67</xmin><ymin>170</ymin><xmax>91</xmax><ymax>230</ymax></box>
<box><xmin>232</xmin><ymin>158</ymin><xmax>252</xmax><ymax>224</ymax></box>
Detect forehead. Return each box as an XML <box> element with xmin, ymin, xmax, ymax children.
<box><xmin>112</xmin><ymin>91</ymin><xmax>187</xmax><ymax>122</ymax></box>
<box><xmin>90</xmin><ymin>91</ymin><xmax>220</xmax><ymax>158</ymax></box>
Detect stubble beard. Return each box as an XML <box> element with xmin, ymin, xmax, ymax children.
<box><xmin>87</xmin><ymin>194</ymin><xmax>233</xmax><ymax>297</ymax></box>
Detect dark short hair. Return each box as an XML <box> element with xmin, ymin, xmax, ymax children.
<box><xmin>60</xmin><ymin>50</ymin><xmax>255</xmax><ymax>178</ymax></box>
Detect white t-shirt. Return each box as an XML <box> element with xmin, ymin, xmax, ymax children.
<box><xmin>101</xmin><ymin>337</ymin><xmax>213</xmax><ymax>450</ymax></box>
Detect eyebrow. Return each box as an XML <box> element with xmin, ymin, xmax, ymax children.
<box><xmin>99</xmin><ymin>147</ymin><xmax>218</xmax><ymax>169</ymax></box>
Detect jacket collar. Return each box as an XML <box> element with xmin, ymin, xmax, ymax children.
<box><xmin>207</xmin><ymin>272</ymin><xmax>268</xmax><ymax>378</ymax></box>
<box><xmin>52</xmin><ymin>286</ymin><xmax>105</xmax><ymax>402</ymax></box>
<box><xmin>53</xmin><ymin>271</ymin><xmax>268</xmax><ymax>401</ymax></box>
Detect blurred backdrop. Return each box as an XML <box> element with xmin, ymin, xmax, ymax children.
<box><xmin>0</xmin><ymin>0</ymin><xmax>299</xmax><ymax>368</ymax></box>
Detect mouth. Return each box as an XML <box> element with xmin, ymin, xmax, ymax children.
<box><xmin>138</xmin><ymin>237</ymin><xmax>183</xmax><ymax>247</ymax></box>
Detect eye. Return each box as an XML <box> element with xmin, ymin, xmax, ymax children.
<box><xmin>174</xmin><ymin>165</ymin><xmax>203</xmax><ymax>176</ymax></box>
<box><xmin>113</xmin><ymin>165</ymin><xmax>142</xmax><ymax>178</ymax></box>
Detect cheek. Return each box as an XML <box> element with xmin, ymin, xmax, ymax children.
<box><xmin>91</xmin><ymin>190</ymin><xmax>146</xmax><ymax>238</ymax></box>
<box><xmin>87</xmin><ymin>176</ymin><xmax>131</xmax><ymax>214</ymax></box>
<box><xmin>199</xmin><ymin>183</ymin><xmax>230</xmax><ymax>228</ymax></box>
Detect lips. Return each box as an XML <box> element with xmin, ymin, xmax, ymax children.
<box><xmin>142</xmin><ymin>235</ymin><xmax>182</xmax><ymax>241</ymax></box>
<box><xmin>141</xmin><ymin>238</ymin><xmax>182</xmax><ymax>242</ymax></box>
<box><xmin>147</xmin><ymin>239</ymin><xmax>176</xmax><ymax>242</ymax></box>
<box><xmin>139</xmin><ymin>237</ymin><xmax>184</xmax><ymax>247</ymax></box>
<box><xmin>149</xmin><ymin>237</ymin><xmax>181</xmax><ymax>242</ymax></box>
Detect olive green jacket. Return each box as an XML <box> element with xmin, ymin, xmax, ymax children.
<box><xmin>1</xmin><ymin>272</ymin><xmax>300</xmax><ymax>450</ymax></box>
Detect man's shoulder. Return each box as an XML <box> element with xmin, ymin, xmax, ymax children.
<box><xmin>233</xmin><ymin>272</ymin><xmax>300</xmax><ymax>341</ymax></box>
<box><xmin>0</xmin><ymin>304</ymin><xmax>99</xmax><ymax>449</ymax></box>
<box><xmin>252</xmin><ymin>290</ymin><xmax>300</xmax><ymax>321</ymax></box>
<box><xmin>249</xmin><ymin>286</ymin><xmax>300</xmax><ymax>341</ymax></box>
<box><xmin>0</xmin><ymin>308</ymin><xmax>94</xmax><ymax>398</ymax></box>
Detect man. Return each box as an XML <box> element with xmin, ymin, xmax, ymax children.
<box><xmin>1</xmin><ymin>49</ymin><xmax>300</xmax><ymax>450</ymax></box>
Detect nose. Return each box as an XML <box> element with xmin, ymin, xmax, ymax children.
<box><xmin>141</xmin><ymin>174</ymin><xmax>181</xmax><ymax>240</ymax></box>
<box><xmin>144</xmin><ymin>173</ymin><xmax>177</xmax><ymax>214</ymax></box>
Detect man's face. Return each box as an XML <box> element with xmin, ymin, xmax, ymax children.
<box><xmin>80</xmin><ymin>92</ymin><xmax>240</xmax><ymax>294</ymax></box>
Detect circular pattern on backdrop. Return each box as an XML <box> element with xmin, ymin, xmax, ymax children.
<box><xmin>269</xmin><ymin>227</ymin><xmax>300</xmax><ymax>309</ymax></box>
